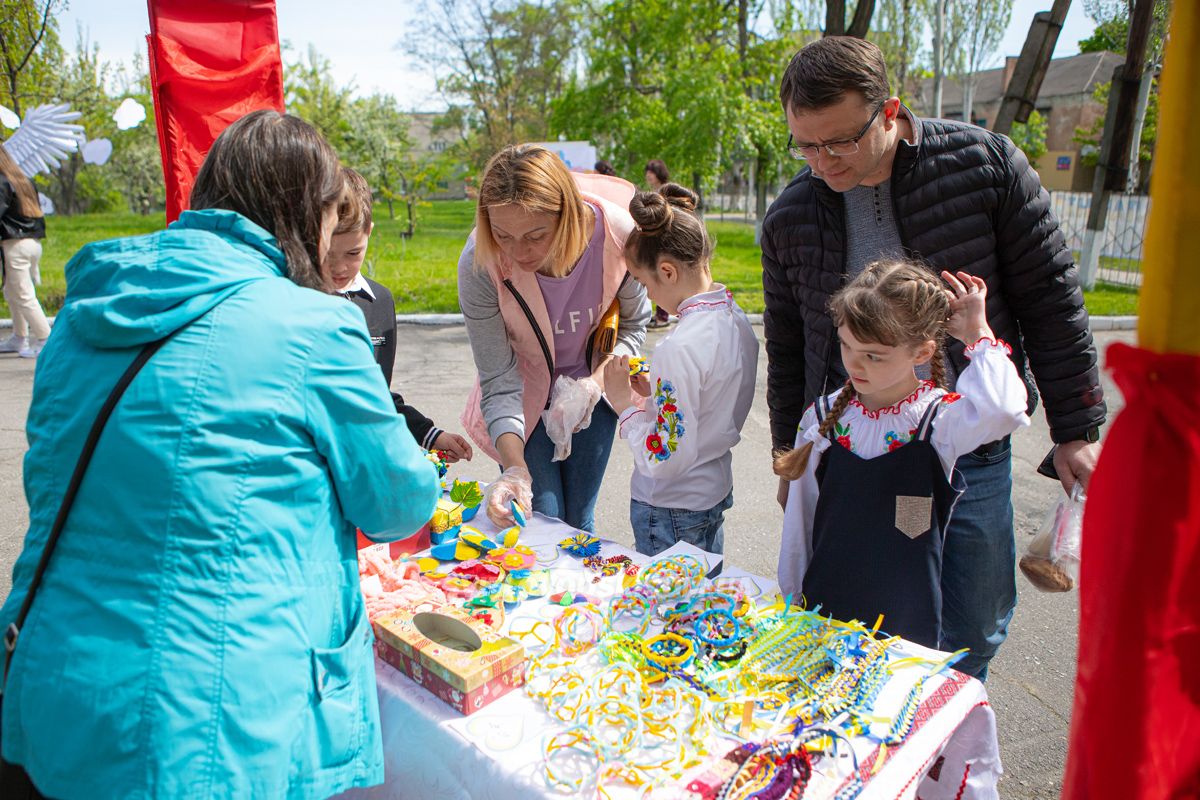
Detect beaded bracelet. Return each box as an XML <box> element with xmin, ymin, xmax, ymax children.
<box><xmin>641</xmin><ymin>632</ymin><xmax>695</xmax><ymax>670</ymax></box>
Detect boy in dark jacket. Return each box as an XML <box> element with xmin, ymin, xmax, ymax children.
<box><xmin>327</xmin><ymin>168</ymin><xmax>472</xmax><ymax>462</ymax></box>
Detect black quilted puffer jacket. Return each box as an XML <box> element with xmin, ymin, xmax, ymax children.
<box><xmin>761</xmin><ymin>111</ymin><xmax>1106</xmax><ymax>450</ymax></box>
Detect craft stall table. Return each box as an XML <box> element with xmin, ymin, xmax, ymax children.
<box><xmin>337</xmin><ymin>509</ymin><xmax>1001</xmax><ymax>800</ymax></box>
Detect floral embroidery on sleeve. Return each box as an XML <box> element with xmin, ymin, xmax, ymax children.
<box><xmin>645</xmin><ymin>378</ymin><xmax>686</xmax><ymax>462</ymax></box>
<box><xmin>942</xmin><ymin>393</ymin><xmax>962</xmax><ymax>404</ymax></box>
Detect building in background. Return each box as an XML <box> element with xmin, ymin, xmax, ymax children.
<box><xmin>406</xmin><ymin>112</ymin><xmax>466</xmax><ymax>200</ymax></box>
<box><xmin>914</xmin><ymin>51</ymin><xmax>1123</xmax><ymax>192</ymax></box>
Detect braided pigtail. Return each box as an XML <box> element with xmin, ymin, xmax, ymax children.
<box><xmin>929</xmin><ymin>346</ymin><xmax>948</xmax><ymax>390</ymax></box>
<box><xmin>773</xmin><ymin>380</ymin><xmax>856</xmax><ymax>481</ymax></box>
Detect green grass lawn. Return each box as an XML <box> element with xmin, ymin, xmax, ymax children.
<box><xmin>5</xmin><ymin>201</ymin><xmax>1139</xmax><ymax>319</ymax></box>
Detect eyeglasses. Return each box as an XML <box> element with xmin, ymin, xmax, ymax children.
<box><xmin>787</xmin><ymin>102</ymin><xmax>885</xmax><ymax>160</ymax></box>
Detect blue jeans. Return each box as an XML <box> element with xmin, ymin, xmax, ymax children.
<box><xmin>941</xmin><ymin>440</ymin><xmax>1017</xmax><ymax>680</ymax></box>
<box><xmin>630</xmin><ymin>491</ymin><xmax>733</xmax><ymax>556</ymax></box>
<box><xmin>523</xmin><ymin>403</ymin><xmax>617</xmax><ymax>532</ymax></box>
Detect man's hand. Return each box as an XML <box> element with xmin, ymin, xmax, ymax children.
<box><xmin>631</xmin><ymin>372</ymin><xmax>651</xmax><ymax>398</ymax></box>
<box><xmin>433</xmin><ymin>431</ymin><xmax>473</xmax><ymax>462</ymax></box>
<box><xmin>777</xmin><ymin>476</ymin><xmax>789</xmax><ymax>511</ymax></box>
<box><xmin>1053</xmin><ymin>439</ymin><xmax>1101</xmax><ymax>494</ymax></box>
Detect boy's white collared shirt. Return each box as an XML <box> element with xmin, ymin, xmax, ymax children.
<box><xmin>616</xmin><ymin>284</ymin><xmax>759</xmax><ymax>511</ymax></box>
<box><xmin>339</xmin><ymin>273</ymin><xmax>376</xmax><ymax>300</ymax></box>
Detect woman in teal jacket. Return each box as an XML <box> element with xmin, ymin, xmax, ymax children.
<box><xmin>0</xmin><ymin>111</ymin><xmax>439</xmax><ymax>799</ymax></box>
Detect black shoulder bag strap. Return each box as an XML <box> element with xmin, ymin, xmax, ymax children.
<box><xmin>2</xmin><ymin>334</ymin><xmax>171</xmax><ymax>694</ymax></box>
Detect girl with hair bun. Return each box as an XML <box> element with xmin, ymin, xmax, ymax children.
<box><xmin>774</xmin><ymin>261</ymin><xmax>1029</xmax><ymax>649</ymax></box>
<box><xmin>603</xmin><ymin>183</ymin><xmax>758</xmax><ymax>556</ymax></box>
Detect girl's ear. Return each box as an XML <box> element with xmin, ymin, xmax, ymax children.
<box><xmin>657</xmin><ymin>256</ymin><xmax>680</xmax><ymax>284</ymax></box>
<box><xmin>913</xmin><ymin>339</ymin><xmax>937</xmax><ymax>365</ymax></box>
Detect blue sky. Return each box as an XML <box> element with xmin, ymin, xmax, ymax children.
<box><xmin>58</xmin><ymin>0</ymin><xmax>1099</xmax><ymax>113</ymax></box>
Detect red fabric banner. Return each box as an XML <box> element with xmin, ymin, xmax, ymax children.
<box><xmin>146</xmin><ymin>0</ymin><xmax>285</xmax><ymax>222</ymax></box>
<box><xmin>1063</xmin><ymin>342</ymin><xmax>1200</xmax><ymax>798</ymax></box>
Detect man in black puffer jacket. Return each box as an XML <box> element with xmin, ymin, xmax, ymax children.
<box><xmin>763</xmin><ymin>37</ymin><xmax>1105</xmax><ymax>678</ymax></box>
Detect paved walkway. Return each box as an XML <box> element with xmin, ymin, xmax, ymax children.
<box><xmin>0</xmin><ymin>326</ymin><xmax>1136</xmax><ymax>798</ymax></box>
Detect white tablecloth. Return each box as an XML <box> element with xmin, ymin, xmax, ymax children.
<box><xmin>337</xmin><ymin>513</ymin><xmax>1001</xmax><ymax>800</ymax></box>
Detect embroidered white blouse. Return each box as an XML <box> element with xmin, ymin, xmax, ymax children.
<box><xmin>617</xmin><ymin>285</ymin><xmax>759</xmax><ymax>511</ymax></box>
<box><xmin>777</xmin><ymin>338</ymin><xmax>1031</xmax><ymax>597</ymax></box>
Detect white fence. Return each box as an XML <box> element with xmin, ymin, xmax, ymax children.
<box><xmin>1050</xmin><ymin>191</ymin><xmax>1149</xmax><ymax>287</ymax></box>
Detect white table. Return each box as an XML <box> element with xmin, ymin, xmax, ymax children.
<box><xmin>338</xmin><ymin>513</ymin><xmax>1001</xmax><ymax>800</ymax></box>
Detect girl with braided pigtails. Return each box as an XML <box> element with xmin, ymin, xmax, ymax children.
<box><xmin>774</xmin><ymin>262</ymin><xmax>1029</xmax><ymax>650</ymax></box>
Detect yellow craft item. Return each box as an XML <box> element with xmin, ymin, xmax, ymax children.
<box><xmin>429</xmin><ymin>497</ymin><xmax>465</xmax><ymax>533</ymax></box>
<box><xmin>455</xmin><ymin>540</ymin><xmax>483</xmax><ymax>560</ymax></box>
<box><xmin>417</xmin><ymin>557</ymin><xmax>441</xmax><ymax>573</ymax></box>
<box><xmin>501</xmin><ymin>527</ymin><xmax>520</xmax><ymax>548</ymax></box>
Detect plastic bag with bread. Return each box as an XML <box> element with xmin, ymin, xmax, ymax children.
<box><xmin>1019</xmin><ymin>484</ymin><xmax>1084</xmax><ymax>592</ymax></box>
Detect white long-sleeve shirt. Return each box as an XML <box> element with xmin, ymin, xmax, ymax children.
<box><xmin>777</xmin><ymin>338</ymin><xmax>1030</xmax><ymax>596</ymax></box>
<box><xmin>616</xmin><ymin>285</ymin><xmax>759</xmax><ymax>511</ymax></box>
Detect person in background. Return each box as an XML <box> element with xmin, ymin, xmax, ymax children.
<box><xmin>643</xmin><ymin>158</ymin><xmax>673</xmax><ymax>330</ymax></box>
<box><xmin>458</xmin><ymin>144</ymin><xmax>651</xmax><ymax>531</ymax></box>
<box><xmin>0</xmin><ymin>110</ymin><xmax>439</xmax><ymax>800</ymax></box>
<box><xmin>327</xmin><ymin>167</ymin><xmax>472</xmax><ymax>461</ymax></box>
<box><xmin>603</xmin><ymin>184</ymin><xmax>758</xmax><ymax>556</ymax></box>
<box><xmin>0</xmin><ymin>145</ymin><xmax>52</xmax><ymax>359</ymax></box>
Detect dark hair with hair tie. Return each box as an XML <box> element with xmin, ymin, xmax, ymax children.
<box><xmin>624</xmin><ymin>183</ymin><xmax>712</xmax><ymax>274</ymax></box>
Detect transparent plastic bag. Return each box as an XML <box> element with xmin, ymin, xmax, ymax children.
<box><xmin>542</xmin><ymin>375</ymin><xmax>602</xmax><ymax>462</ymax></box>
<box><xmin>1019</xmin><ymin>483</ymin><xmax>1084</xmax><ymax>592</ymax></box>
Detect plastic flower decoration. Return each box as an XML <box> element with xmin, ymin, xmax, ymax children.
<box><xmin>558</xmin><ymin>532</ymin><xmax>602</xmax><ymax>558</ymax></box>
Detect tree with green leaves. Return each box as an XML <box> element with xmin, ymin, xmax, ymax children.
<box><xmin>1010</xmin><ymin>108</ymin><xmax>1047</xmax><ymax>169</ymax></box>
<box><xmin>0</xmin><ymin>0</ymin><xmax>64</xmax><ymax>116</ymax></box>
<box><xmin>868</xmin><ymin>0</ymin><xmax>925</xmax><ymax>104</ymax></box>
<box><xmin>947</xmin><ymin>0</ymin><xmax>1010</xmax><ymax>124</ymax></box>
<box><xmin>347</xmin><ymin>93</ymin><xmax>412</xmax><ymax>221</ymax></box>
<box><xmin>285</xmin><ymin>44</ymin><xmax>355</xmax><ymax>156</ymax></box>
<box><xmin>404</xmin><ymin>0</ymin><xmax>579</xmax><ymax>171</ymax></box>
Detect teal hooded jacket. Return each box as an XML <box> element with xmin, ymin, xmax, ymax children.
<box><xmin>0</xmin><ymin>210</ymin><xmax>440</xmax><ymax>799</ymax></box>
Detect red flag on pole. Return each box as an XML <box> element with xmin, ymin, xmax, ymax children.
<box><xmin>1063</xmin><ymin>2</ymin><xmax>1200</xmax><ymax>796</ymax></box>
<box><xmin>146</xmin><ymin>0</ymin><xmax>285</xmax><ymax>223</ymax></box>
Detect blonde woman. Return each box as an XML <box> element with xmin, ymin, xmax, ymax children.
<box><xmin>0</xmin><ymin>146</ymin><xmax>51</xmax><ymax>358</ymax></box>
<box><xmin>459</xmin><ymin>145</ymin><xmax>651</xmax><ymax>531</ymax></box>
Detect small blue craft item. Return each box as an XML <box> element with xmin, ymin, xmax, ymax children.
<box><xmin>558</xmin><ymin>532</ymin><xmax>601</xmax><ymax>558</ymax></box>
<box><xmin>429</xmin><ymin>524</ymin><xmax>461</xmax><ymax>546</ymax></box>
<box><xmin>462</xmin><ymin>503</ymin><xmax>480</xmax><ymax>522</ymax></box>
<box><xmin>511</xmin><ymin>500</ymin><xmax>527</xmax><ymax>528</ymax></box>
<box><xmin>429</xmin><ymin>528</ymin><xmax>499</xmax><ymax>561</ymax></box>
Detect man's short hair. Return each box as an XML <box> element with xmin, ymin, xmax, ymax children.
<box><xmin>779</xmin><ymin>36</ymin><xmax>891</xmax><ymax>113</ymax></box>
<box><xmin>335</xmin><ymin>167</ymin><xmax>373</xmax><ymax>235</ymax></box>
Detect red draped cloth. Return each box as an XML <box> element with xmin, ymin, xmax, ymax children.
<box><xmin>146</xmin><ymin>0</ymin><xmax>285</xmax><ymax>222</ymax></box>
<box><xmin>1063</xmin><ymin>342</ymin><xmax>1200</xmax><ymax>797</ymax></box>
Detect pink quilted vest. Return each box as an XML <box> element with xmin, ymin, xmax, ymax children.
<box><xmin>460</xmin><ymin>173</ymin><xmax>637</xmax><ymax>464</ymax></box>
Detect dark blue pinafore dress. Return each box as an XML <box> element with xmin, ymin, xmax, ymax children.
<box><xmin>802</xmin><ymin>395</ymin><xmax>965</xmax><ymax>649</ymax></box>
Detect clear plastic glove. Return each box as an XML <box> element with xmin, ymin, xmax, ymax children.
<box><xmin>542</xmin><ymin>375</ymin><xmax>603</xmax><ymax>462</ymax></box>
<box><xmin>485</xmin><ymin>465</ymin><xmax>533</xmax><ymax>527</ymax></box>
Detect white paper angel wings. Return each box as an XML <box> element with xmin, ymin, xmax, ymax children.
<box><xmin>0</xmin><ymin>103</ymin><xmax>84</xmax><ymax>177</ymax></box>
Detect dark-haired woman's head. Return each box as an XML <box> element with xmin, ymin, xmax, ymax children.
<box><xmin>644</xmin><ymin>159</ymin><xmax>669</xmax><ymax>190</ymax></box>
<box><xmin>190</xmin><ymin>110</ymin><xmax>343</xmax><ymax>291</ymax></box>
<box><xmin>624</xmin><ymin>183</ymin><xmax>713</xmax><ymax>314</ymax></box>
